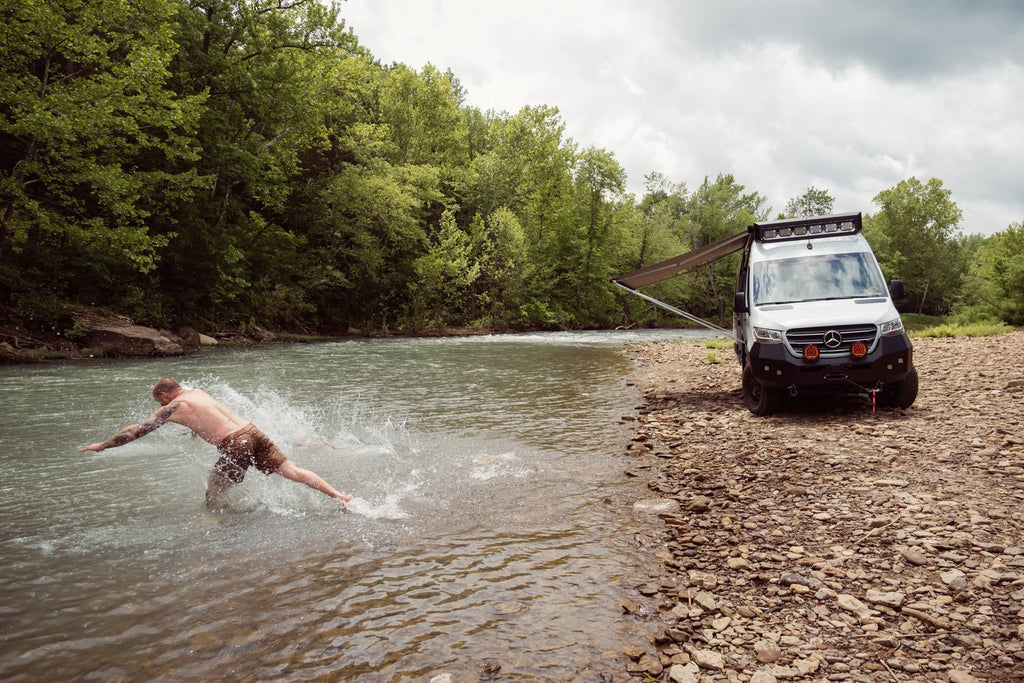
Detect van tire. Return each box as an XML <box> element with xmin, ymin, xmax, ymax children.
<box><xmin>742</xmin><ymin>365</ymin><xmax>783</xmax><ymax>415</ymax></box>
<box><xmin>879</xmin><ymin>366</ymin><xmax>919</xmax><ymax>409</ymax></box>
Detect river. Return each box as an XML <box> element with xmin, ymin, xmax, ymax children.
<box><xmin>0</xmin><ymin>330</ymin><xmax>710</xmax><ymax>681</ymax></box>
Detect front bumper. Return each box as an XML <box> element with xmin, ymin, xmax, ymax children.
<box><xmin>749</xmin><ymin>333</ymin><xmax>913</xmax><ymax>392</ymax></box>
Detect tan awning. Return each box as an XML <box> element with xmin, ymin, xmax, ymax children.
<box><xmin>613</xmin><ymin>230</ymin><xmax>750</xmax><ymax>290</ymax></box>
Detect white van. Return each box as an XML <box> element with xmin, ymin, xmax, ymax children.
<box><xmin>614</xmin><ymin>212</ymin><xmax>918</xmax><ymax>415</ymax></box>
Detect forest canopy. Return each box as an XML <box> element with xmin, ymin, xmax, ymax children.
<box><xmin>2</xmin><ymin>0</ymin><xmax>1021</xmax><ymax>337</ymax></box>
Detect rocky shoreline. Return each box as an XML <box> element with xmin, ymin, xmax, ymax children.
<box><xmin>0</xmin><ymin>305</ymin><xmax>518</xmax><ymax>363</ymax></box>
<box><xmin>0</xmin><ymin>306</ymin><xmax>288</xmax><ymax>363</ymax></box>
<box><xmin>619</xmin><ymin>332</ymin><xmax>1024</xmax><ymax>682</ymax></box>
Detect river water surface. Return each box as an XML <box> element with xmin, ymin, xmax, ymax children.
<box><xmin>0</xmin><ymin>331</ymin><xmax>706</xmax><ymax>681</ymax></box>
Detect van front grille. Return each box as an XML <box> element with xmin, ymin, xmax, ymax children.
<box><xmin>786</xmin><ymin>324</ymin><xmax>878</xmax><ymax>358</ymax></box>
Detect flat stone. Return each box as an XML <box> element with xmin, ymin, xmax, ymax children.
<box><xmin>668</xmin><ymin>662</ymin><xmax>700</xmax><ymax>683</ymax></box>
<box><xmin>750</xmin><ymin>670</ymin><xmax>779</xmax><ymax>683</ymax></box>
<box><xmin>836</xmin><ymin>594</ymin><xmax>872</xmax><ymax>615</ymax></box>
<box><xmin>690</xmin><ymin>649</ymin><xmax>724</xmax><ymax>671</ymax></box>
<box><xmin>864</xmin><ymin>589</ymin><xmax>906</xmax><ymax>609</ymax></box>
<box><xmin>941</xmin><ymin>569</ymin><xmax>969</xmax><ymax>590</ymax></box>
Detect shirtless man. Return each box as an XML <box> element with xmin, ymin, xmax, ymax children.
<box><xmin>81</xmin><ymin>377</ymin><xmax>352</xmax><ymax>509</ymax></box>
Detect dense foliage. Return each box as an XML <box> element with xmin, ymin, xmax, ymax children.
<box><xmin>1</xmin><ymin>0</ymin><xmax>1020</xmax><ymax>336</ymax></box>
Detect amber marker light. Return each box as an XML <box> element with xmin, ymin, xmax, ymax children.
<box><xmin>851</xmin><ymin>342</ymin><xmax>868</xmax><ymax>359</ymax></box>
<box><xmin>803</xmin><ymin>345</ymin><xmax>820</xmax><ymax>361</ymax></box>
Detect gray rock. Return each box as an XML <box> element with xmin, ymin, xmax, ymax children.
<box><xmin>948</xmin><ymin>670</ymin><xmax>981</xmax><ymax>683</ymax></box>
<box><xmin>864</xmin><ymin>589</ymin><xmax>906</xmax><ymax>609</ymax></box>
<box><xmin>941</xmin><ymin>568</ymin><xmax>968</xmax><ymax>590</ymax></box>
<box><xmin>750</xmin><ymin>670</ymin><xmax>779</xmax><ymax>683</ymax></box>
<box><xmin>81</xmin><ymin>319</ymin><xmax>184</xmax><ymax>356</ymax></box>
<box><xmin>836</xmin><ymin>594</ymin><xmax>872</xmax><ymax>616</ymax></box>
<box><xmin>780</xmin><ymin>572</ymin><xmax>825</xmax><ymax>591</ymax></box>
<box><xmin>668</xmin><ymin>662</ymin><xmax>700</xmax><ymax>683</ymax></box>
<box><xmin>690</xmin><ymin>649</ymin><xmax>724</xmax><ymax>671</ymax></box>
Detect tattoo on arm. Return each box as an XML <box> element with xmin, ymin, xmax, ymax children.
<box><xmin>105</xmin><ymin>401</ymin><xmax>179</xmax><ymax>448</ymax></box>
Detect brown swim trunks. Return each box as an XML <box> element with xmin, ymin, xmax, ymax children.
<box><xmin>213</xmin><ymin>424</ymin><xmax>288</xmax><ymax>483</ymax></box>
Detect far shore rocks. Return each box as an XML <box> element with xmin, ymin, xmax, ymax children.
<box><xmin>620</xmin><ymin>331</ymin><xmax>1024</xmax><ymax>682</ymax></box>
<box><xmin>73</xmin><ymin>312</ymin><xmax>185</xmax><ymax>357</ymax></box>
<box><xmin>0</xmin><ymin>307</ymin><xmax>251</xmax><ymax>362</ymax></box>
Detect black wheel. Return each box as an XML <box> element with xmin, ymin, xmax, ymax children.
<box><xmin>742</xmin><ymin>365</ymin><xmax>783</xmax><ymax>416</ymax></box>
<box><xmin>879</xmin><ymin>366</ymin><xmax>919</xmax><ymax>409</ymax></box>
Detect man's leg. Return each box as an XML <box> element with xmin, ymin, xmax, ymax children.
<box><xmin>205</xmin><ymin>469</ymin><xmax>237</xmax><ymax>509</ymax></box>
<box><xmin>275</xmin><ymin>459</ymin><xmax>352</xmax><ymax>502</ymax></box>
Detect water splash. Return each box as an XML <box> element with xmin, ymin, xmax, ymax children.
<box><xmin>160</xmin><ymin>375</ymin><xmax>424</xmax><ymax>519</ymax></box>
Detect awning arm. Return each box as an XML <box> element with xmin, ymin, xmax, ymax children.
<box><xmin>612</xmin><ymin>230</ymin><xmax>750</xmax><ymax>290</ymax></box>
<box><xmin>613</xmin><ymin>281</ymin><xmax>734</xmax><ymax>337</ymax></box>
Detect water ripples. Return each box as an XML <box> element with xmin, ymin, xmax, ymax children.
<box><xmin>0</xmin><ymin>331</ymin><xmax>705</xmax><ymax>679</ymax></box>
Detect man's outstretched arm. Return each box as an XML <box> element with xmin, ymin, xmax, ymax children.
<box><xmin>80</xmin><ymin>401</ymin><xmax>180</xmax><ymax>452</ymax></box>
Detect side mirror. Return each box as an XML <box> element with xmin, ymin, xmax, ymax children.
<box><xmin>734</xmin><ymin>291</ymin><xmax>748</xmax><ymax>313</ymax></box>
<box><xmin>889</xmin><ymin>279</ymin><xmax>905</xmax><ymax>300</ymax></box>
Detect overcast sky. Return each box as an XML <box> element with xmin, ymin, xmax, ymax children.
<box><xmin>340</xmin><ymin>1</ymin><xmax>1023</xmax><ymax>236</ymax></box>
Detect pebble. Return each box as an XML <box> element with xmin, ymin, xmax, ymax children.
<box><xmin>754</xmin><ymin>639</ymin><xmax>782</xmax><ymax>663</ymax></box>
<box><xmin>668</xmin><ymin>662</ymin><xmax>699</xmax><ymax>683</ymax></box>
<box><xmin>690</xmin><ymin>649</ymin><xmax>724</xmax><ymax>671</ymax></box>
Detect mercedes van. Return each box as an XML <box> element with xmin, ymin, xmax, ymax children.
<box><xmin>733</xmin><ymin>213</ymin><xmax>917</xmax><ymax>414</ymax></box>
<box><xmin>614</xmin><ymin>212</ymin><xmax>918</xmax><ymax>415</ymax></box>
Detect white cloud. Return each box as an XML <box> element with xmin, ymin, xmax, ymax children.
<box><xmin>341</xmin><ymin>0</ymin><xmax>1024</xmax><ymax>235</ymax></box>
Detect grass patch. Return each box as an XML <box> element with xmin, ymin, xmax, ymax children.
<box><xmin>900</xmin><ymin>313</ymin><xmax>947</xmax><ymax>332</ymax></box>
<box><xmin>704</xmin><ymin>338</ymin><xmax>733</xmax><ymax>350</ymax></box>
<box><xmin>706</xmin><ymin>352</ymin><xmax>722</xmax><ymax>364</ymax></box>
<box><xmin>910</xmin><ymin>321</ymin><xmax>1014</xmax><ymax>338</ymax></box>
<box><xmin>901</xmin><ymin>313</ymin><xmax>1015</xmax><ymax>338</ymax></box>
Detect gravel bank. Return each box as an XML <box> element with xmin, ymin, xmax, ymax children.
<box><xmin>620</xmin><ymin>331</ymin><xmax>1024</xmax><ymax>682</ymax></box>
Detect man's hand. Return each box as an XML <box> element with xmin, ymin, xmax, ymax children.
<box><xmin>81</xmin><ymin>443</ymin><xmax>105</xmax><ymax>452</ymax></box>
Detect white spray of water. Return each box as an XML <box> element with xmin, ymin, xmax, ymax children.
<box><xmin>165</xmin><ymin>375</ymin><xmax>422</xmax><ymax>520</ymax></box>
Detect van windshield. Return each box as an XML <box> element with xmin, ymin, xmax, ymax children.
<box><xmin>751</xmin><ymin>252</ymin><xmax>887</xmax><ymax>305</ymax></box>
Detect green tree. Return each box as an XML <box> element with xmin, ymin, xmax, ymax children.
<box><xmin>298</xmin><ymin>159</ymin><xmax>440</xmax><ymax>332</ymax></box>
<box><xmin>866</xmin><ymin>177</ymin><xmax>964</xmax><ymax>314</ymax></box>
<box><xmin>782</xmin><ymin>186</ymin><xmax>835</xmax><ymax>218</ymax></box>
<box><xmin>957</xmin><ymin>222</ymin><xmax>1024</xmax><ymax>325</ymax></box>
<box><xmin>681</xmin><ymin>174</ymin><xmax>767</xmax><ymax>321</ymax></box>
<box><xmin>408</xmin><ymin>208</ymin><xmax>480</xmax><ymax>328</ymax></box>
<box><xmin>569</xmin><ymin>146</ymin><xmax>627</xmax><ymax>320</ymax></box>
<box><xmin>0</xmin><ymin>0</ymin><xmax>206</xmax><ymax>315</ymax></box>
<box><xmin>471</xmin><ymin>206</ymin><xmax>527</xmax><ymax>324</ymax></box>
<box><xmin>377</xmin><ymin>63</ymin><xmax>469</xmax><ymax>170</ymax></box>
<box><xmin>611</xmin><ymin>173</ymin><xmax>690</xmax><ymax>327</ymax></box>
<box><xmin>160</xmin><ymin>0</ymin><xmax>349</xmax><ymax>327</ymax></box>
<box><xmin>464</xmin><ymin>105</ymin><xmax>577</xmax><ymax>326</ymax></box>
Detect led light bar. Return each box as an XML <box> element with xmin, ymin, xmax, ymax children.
<box><xmin>753</xmin><ymin>212</ymin><xmax>862</xmax><ymax>243</ymax></box>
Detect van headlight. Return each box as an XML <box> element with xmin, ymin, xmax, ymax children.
<box><xmin>753</xmin><ymin>327</ymin><xmax>784</xmax><ymax>343</ymax></box>
<box><xmin>879</xmin><ymin>318</ymin><xmax>905</xmax><ymax>336</ymax></box>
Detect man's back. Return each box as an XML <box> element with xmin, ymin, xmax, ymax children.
<box><xmin>168</xmin><ymin>389</ymin><xmax>249</xmax><ymax>444</ymax></box>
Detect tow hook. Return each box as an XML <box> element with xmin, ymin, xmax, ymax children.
<box><xmin>869</xmin><ymin>382</ymin><xmax>884</xmax><ymax>413</ymax></box>
<box><xmin>787</xmin><ymin>384</ymin><xmax>798</xmax><ymax>397</ymax></box>
<box><xmin>848</xmin><ymin>379</ymin><xmax>884</xmax><ymax>413</ymax></box>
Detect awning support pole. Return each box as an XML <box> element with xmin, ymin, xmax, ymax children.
<box><xmin>613</xmin><ymin>281</ymin><xmax>734</xmax><ymax>337</ymax></box>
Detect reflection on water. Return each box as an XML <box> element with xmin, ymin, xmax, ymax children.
<box><xmin>0</xmin><ymin>330</ymin><xmax>708</xmax><ymax>680</ymax></box>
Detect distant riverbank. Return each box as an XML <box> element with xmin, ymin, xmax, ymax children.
<box><xmin>0</xmin><ymin>303</ymin><xmax>701</xmax><ymax>364</ymax></box>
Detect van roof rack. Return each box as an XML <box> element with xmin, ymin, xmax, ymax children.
<box><xmin>751</xmin><ymin>212</ymin><xmax>862</xmax><ymax>243</ymax></box>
